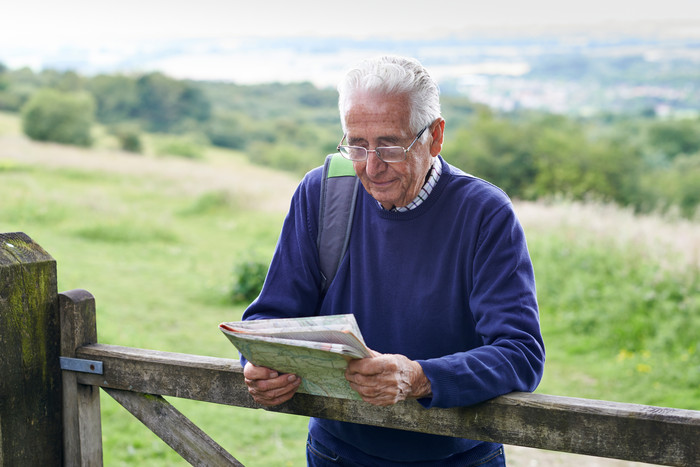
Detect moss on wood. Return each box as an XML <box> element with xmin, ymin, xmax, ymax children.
<box><xmin>1</xmin><ymin>232</ymin><xmax>62</xmax><ymax>464</ymax></box>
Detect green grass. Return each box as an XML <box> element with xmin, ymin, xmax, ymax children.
<box><xmin>0</xmin><ymin>141</ymin><xmax>305</xmax><ymax>465</ymax></box>
<box><xmin>1</xmin><ymin>117</ymin><xmax>698</xmax><ymax>465</ymax></box>
<box><xmin>528</xmin><ymin>221</ymin><xmax>700</xmax><ymax>409</ymax></box>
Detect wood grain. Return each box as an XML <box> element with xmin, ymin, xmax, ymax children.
<box><xmin>75</xmin><ymin>343</ymin><xmax>700</xmax><ymax>466</ymax></box>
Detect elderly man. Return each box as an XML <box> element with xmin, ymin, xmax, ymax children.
<box><xmin>242</xmin><ymin>56</ymin><xmax>545</xmax><ymax>466</ymax></box>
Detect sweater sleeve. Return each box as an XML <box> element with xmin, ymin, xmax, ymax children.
<box><xmin>416</xmin><ymin>201</ymin><xmax>545</xmax><ymax>408</ymax></box>
<box><xmin>239</xmin><ymin>169</ymin><xmax>324</xmax><ymax>364</ymax></box>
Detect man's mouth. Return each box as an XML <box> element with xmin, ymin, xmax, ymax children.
<box><xmin>370</xmin><ymin>179</ymin><xmax>395</xmax><ymax>188</ymax></box>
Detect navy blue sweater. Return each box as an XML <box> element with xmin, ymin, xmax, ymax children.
<box><xmin>243</xmin><ymin>157</ymin><xmax>545</xmax><ymax>464</ymax></box>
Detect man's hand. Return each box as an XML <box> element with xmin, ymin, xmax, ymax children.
<box><xmin>243</xmin><ymin>361</ymin><xmax>301</xmax><ymax>407</ymax></box>
<box><xmin>345</xmin><ymin>352</ymin><xmax>432</xmax><ymax>406</ymax></box>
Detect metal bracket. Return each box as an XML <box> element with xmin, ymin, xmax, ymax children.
<box><xmin>60</xmin><ymin>357</ymin><xmax>104</xmax><ymax>375</ymax></box>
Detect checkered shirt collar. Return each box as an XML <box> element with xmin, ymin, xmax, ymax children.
<box><xmin>383</xmin><ymin>157</ymin><xmax>442</xmax><ymax>212</ymax></box>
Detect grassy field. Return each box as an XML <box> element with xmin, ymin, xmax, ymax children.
<box><xmin>1</xmin><ymin>111</ymin><xmax>698</xmax><ymax>466</ymax></box>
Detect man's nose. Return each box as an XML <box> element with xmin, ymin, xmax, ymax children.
<box><xmin>365</xmin><ymin>150</ymin><xmax>387</xmax><ymax>176</ymax></box>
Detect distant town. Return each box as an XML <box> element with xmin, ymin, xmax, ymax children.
<box><xmin>3</xmin><ymin>20</ymin><xmax>699</xmax><ymax>117</ymax></box>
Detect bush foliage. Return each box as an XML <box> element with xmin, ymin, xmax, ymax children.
<box><xmin>110</xmin><ymin>123</ymin><xmax>143</xmax><ymax>153</ymax></box>
<box><xmin>154</xmin><ymin>134</ymin><xmax>206</xmax><ymax>159</ymax></box>
<box><xmin>231</xmin><ymin>259</ymin><xmax>269</xmax><ymax>304</ymax></box>
<box><xmin>21</xmin><ymin>89</ymin><xmax>95</xmax><ymax>146</ymax></box>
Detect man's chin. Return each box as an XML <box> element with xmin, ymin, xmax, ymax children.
<box><xmin>365</xmin><ymin>183</ymin><xmax>401</xmax><ymax>209</ymax></box>
<box><xmin>372</xmin><ymin>194</ymin><xmax>399</xmax><ymax>210</ymax></box>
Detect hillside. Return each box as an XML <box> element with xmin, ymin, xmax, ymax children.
<box><xmin>0</xmin><ymin>119</ymin><xmax>299</xmax><ymax>214</ymax></box>
<box><xmin>1</xmin><ymin>114</ymin><xmax>697</xmax><ymax>466</ymax></box>
<box><xmin>2</xmin><ymin>114</ymin><xmax>695</xmax><ymax>272</ymax></box>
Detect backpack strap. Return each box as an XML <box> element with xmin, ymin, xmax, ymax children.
<box><xmin>317</xmin><ymin>153</ymin><xmax>360</xmax><ymax>294</ymax></box>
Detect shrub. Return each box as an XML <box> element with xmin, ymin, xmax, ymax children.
<box><xmin>110</xmin><ymin>123</ymin><xmax>143</xmax><ymax>153</ymax></box>
<box><xmin>231</xmin><ymin>259</ymin><xmax>269</xmax><ymax>304</ymax></box>
<box><xmin>21</xmin><ymin>89</ymin><xmax>95</xmax><ymax>146</ymax></box>
<box><xmin>154</xmin><ymin>134</ymin><xmax>205</xmax><ymax>159</ymax></box>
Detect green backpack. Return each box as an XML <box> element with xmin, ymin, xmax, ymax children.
<box><xmin>317</xmin><ymin>154</ymin><xmax>360</xmax><ymax>294</ymax></box>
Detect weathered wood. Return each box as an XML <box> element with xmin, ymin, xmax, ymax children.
<box><xmin>74</xmin><ymin>343</ymin><xmax>700</xmax><ymax>467</ymax></box>
<box><xmin>0</xmin><ymin>232</ymin><xmax>62</xmax><ymax>464</ymax></box>
<box><xmin>104</xmin><ymin>388</ymin><xmax>243</xmax><ymax>466</ymax></box>
<box><xmin>76</xmin><ymin>345</ymin><xmax>254</xmax><ymax>406</ymax></box>
<box><xmin>59</xmin><ymin>289</ymin><xmax>103</xmax><ymax>466</ymax></box>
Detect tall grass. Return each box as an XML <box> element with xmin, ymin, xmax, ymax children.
<box><xmin>515</xmin><ymin>201</ymin><xmax>700</xmax><ymax>408</ymax></box>
<box><xmin>1</xmin><ymin>116</ymin><xmax>698</xmax><ymax>465</ymax></box>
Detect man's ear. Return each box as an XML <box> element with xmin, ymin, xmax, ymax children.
<box><xmin>430</xmin><ymin>119</ymin><xmax>445</xmax><ymax>157</ymax></box>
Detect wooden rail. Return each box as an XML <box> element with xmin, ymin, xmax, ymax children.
<box><xmin>71</xmin><ymin>342</ymin><xmax>700</xmax><ymax>466</ymax></box>
<box><xmin>2</xmin><ymin>231</ymin><xmax>700</xmax><ymax>466</ymax></box>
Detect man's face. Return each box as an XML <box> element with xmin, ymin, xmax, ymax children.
<box><xmin>345</xmin><ymin>92</ymin><xmax>439</xmax><ymax>210</ymax></box>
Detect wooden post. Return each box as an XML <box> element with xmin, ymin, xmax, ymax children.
<box><xmin>60</xmin><ymin>288</ymin><xmax>103</xmax><ymax>466</ymax></box>
<box><xmin>0</xmin><ymin>232</ymin><xmax>62</xmax><ymax>464</ymax></box>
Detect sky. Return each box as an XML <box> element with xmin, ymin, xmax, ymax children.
<box><xmin>2</xmin><ymin>0</ymin><xmax>700</xmax><ymax>84</ymax></box>
<box><xmin>4</xmin><ymin>0</ymin><xmax>700</xmax><ymax>45</ymax></box>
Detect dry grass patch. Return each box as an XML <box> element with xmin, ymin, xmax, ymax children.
<box><xmin>515</xmin><ymin>199</ymin><xmax>700</xmax><ymax>272</ymax></box>
<box><xmin>0</xmin><ymin>133</ymin><xmax>299</xmax><ymax>213</ymax></box>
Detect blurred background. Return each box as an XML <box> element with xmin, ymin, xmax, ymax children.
<box><xmin>1</xmin><ymin>1</ymin><xmax>699</xmax><ymax>465</ymax></box>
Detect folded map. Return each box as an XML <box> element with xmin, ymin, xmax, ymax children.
<box><xmin>219</xmin><ymin>314</ymin><xmax>372</xmax><ymax>400</ymax></box>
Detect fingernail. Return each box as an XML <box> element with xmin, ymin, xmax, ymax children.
<box><xmin>288</xmin><ymin>374</ymin><xmax>298</xmax><ymax>382</ymax></box>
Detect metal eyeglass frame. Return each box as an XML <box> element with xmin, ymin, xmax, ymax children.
<box><xmin>337</xmin><ymin>125</ymin><xmax>429</xmax><ymax>163</ymax></box>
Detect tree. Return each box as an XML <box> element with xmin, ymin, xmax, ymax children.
<box><xmin>647</xmin><ymin>119</ymin><xmax>700</xmax><ymax>159</ymax></box>
<box><xmin>204</xmin><ymin>110</ymin><xmax>248</xmax><ymax>149</ymax></box>
<box><xmin>178</xmin><ymin>84</ymin><xmax>211</xmax><ymax>122</ymax></box>
<box><xmin>134</xmin><ymin>73</ymin><xmax>210</xmax><ymax>132</ymax></box>
<box><xmin>88</xmin><ymin>74</ymin><xmax>139</xmax><ymax>124</ymax></box>
<box><xmin>444</xmin><ymin>109</ymin><xmax>537</xmax><ymax>198</ymax></box>
<box><xmin>21</xmin><ymin>89</ymin><xmax>95</xmax><ymax>146</ymax></box>
<box><xmin>650</xmin><ymin>154</ymin><xmax>700</xmax><ymax>217</ymax></box>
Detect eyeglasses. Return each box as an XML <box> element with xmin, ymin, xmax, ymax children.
<box><xmin>337</xmin><ymin>125</ymin><xmax>428</xmax><ymax>163</ymax></box>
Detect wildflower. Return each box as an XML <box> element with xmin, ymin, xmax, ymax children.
<box><xmin>616</xmin><ymin>349</ymin><xmax>634</xmax><ymax>362</ymax></box>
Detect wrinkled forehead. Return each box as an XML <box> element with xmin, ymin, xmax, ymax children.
<box><xmin>341</xmin><ymin>91</ymin><xmax>412</xmax><ymax>135</ymax></box>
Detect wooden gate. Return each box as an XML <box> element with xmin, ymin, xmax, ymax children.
<box><xmin>3</xmin><ymin>232</ymin><xmax>699</xmax><ymax>466</ymax></box>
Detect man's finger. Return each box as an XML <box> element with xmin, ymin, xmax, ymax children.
<box><xmin>247</xmin><ymin>373</ymin><xmax>301</xmax><ymax>406</ymax></box>
<box><xmin>243</xmin><ymin>361</ymin><xmax>278</xmax><ymax>380</ymax></box>
<box><xmin>346</xmin><ymin>356</ymin><xmax>386</xmax><ymax>376</ymax></box>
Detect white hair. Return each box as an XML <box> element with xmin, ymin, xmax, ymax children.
<box><xmin>337</xmin><ymin>55</ymin><xmax>441</xmax><ymax>140</ymax></box>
